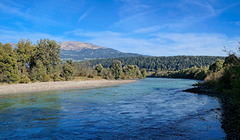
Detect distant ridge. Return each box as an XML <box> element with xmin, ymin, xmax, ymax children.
<box><xmin>60</xmin><ymin>41</ymin><xmax>106</xmax><ymax>52</ymax></box>
<box><xmin>59</xmin><ymin>41</ymin><xmax>142</xmax><ymax>61</ymax></box>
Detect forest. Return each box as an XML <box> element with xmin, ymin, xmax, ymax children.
<box><xmin>0</xmin><ymin>39</ymin><xmax>146</xmax><ymax>84</ymax></box>
<box><xmin>87</xmin><ymin>56</ymin><xmax>224</xmax><ymax>71</ymax></box>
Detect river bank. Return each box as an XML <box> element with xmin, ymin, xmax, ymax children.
<box><xmin>184</xmin><ymin>86</ymin><xmax>240</xmax><ymax>139</ymax></box>
<box><xmin>0</xmin><ymin>79</ymin><xmax>136</xmax><ymax>95</ymax></box>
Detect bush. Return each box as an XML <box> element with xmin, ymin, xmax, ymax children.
<box><xmin>53</xmin><ymin>73</ymin><xmax>64</xmax><ymax>82</ymax></box>
<box><xmin>42</xmin><ymin>74</ymin><xmax>51</xmax><ymax>82</ymax></box>
<box><xmin>61</xmin><ymin>62</ymin><xmax>74</xmax><ymax>81</ymax></box>
<box><xmin>19</xmin><ymin>77</ymin><xmax>31</xmax><ymax>83</ymax></box>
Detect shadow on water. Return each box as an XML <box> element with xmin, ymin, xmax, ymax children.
<box><xmin>0</xmin><ymin>78</ymin><xmax>225</xmax><ymax>139</ymax></box>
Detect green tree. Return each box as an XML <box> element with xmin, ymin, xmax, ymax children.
<box><xmin>61</xmin><ymin>60</ymin><xmax>74</xmax><ymax>81</ymax></box>
<box><xmin>0</xmin><ymin>43</ymin><xmax>20</xmax><ymax>83</ymax></box>
<box><xmin>30</xmin><ymin>39</ymin><xmax>61</xmax><ymax>75</ymax></box>
<box><xmin>111</xmin><ymin>60</ymin><xmax>123</xmax><ymax>79</ymax></box>
<box><xmin>95</xmin><ymin>64</ymin><xmax>103</xmax><ymax>76</ymax></box>
<box><xmin>122</xmin><ymin>65</ymin><xmax>143</xmax><ymax>79</ymax></box>
<box><xmin>223</xmin><ymin>54</ymin><xmax>240</xmax><ymax>67</ymax></box>
<box><xmin>141</xmin><ymin>68</ymin><xmax>147</xmax><ymax>78</ymax></box>
<box><xmin>15</xmin><ymin>39</ymin><xmax>35</xmax><ymax>76</ymax></box>
<box><xmin>209</xmin><ymin>59</ymin><xmax>224</xmax><ymax>72</ymax></box>
<box><xmin>29</xmin><ymin>60</ymin><xmax>50</xmax><ymax>82</ymax></box>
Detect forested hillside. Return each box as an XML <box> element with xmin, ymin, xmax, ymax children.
<box><xmin>87</xmin><ymin>56</ymin><xmax>225</xmax><ymax>71</ymax></box>
<box><xmin>60</xmin><ymin>48</ymin><xmax>142</xmax><ymax>61</ymax></box>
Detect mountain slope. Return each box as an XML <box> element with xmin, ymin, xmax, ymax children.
<box><xmin>60</xmin><ymin>41</ymin><xmax>142</xmax><ymax>61</ymax></box>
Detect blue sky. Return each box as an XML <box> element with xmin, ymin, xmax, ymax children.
<box><xmin>0</xmin><ymin>0</ymin><xmax>240</xmax><ymax>56</ymax></box>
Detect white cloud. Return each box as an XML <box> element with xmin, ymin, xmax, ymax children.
<box><xmin>66</xmin><ymin>29</ymin><xmax>240</xmax><ymax>56</ymax></box>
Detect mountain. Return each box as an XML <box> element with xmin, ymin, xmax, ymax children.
<box><xmin>59</xmin><ymin>41</ymin><xmax>142</xmax><ymax>61</ymax></box>
<box><xmin>8</xmin><ymin>43</ymin><xmax>17</xmax><ymax>48</ymax></box>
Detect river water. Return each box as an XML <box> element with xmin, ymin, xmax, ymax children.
<box><xmin>0</xmin><ymin>78</ymin><xmax>225</xmax><ymax>139</ymax></box>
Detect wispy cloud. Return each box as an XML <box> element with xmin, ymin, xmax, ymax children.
<box><xmin>78</xmin><ymin>7</ymin><xmax>94</xmax><ymax>22</ymax></box>
<box><xmin>114</xmin><ymin>0</ymin><xmax>239</xmax><ymax>32</ymax></box>
<box><xmin>66</xmin><ymin>29</ymin><xmax>240</xmax><ymax>56</ymax></box>
<box><xmin>0</xmin><ymin>1</ymin><xmax>62</xmax><ymax>26</ymax></box>
<box><xmin>0</xmin><ymin>29</ymin><xmax>68</xmax><ymax>44</ymax></box>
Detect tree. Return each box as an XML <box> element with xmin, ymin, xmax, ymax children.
<box><xmin>30</xmin><ymin>39</ymin><xmax>61</xmax><ymax>75</ymax></box>
<box><xmin>223</xmin><ymin>54</ymin><xmax>240</xmax><ymax>67</ymax></box>
<box><xmin>95</xmin><ymin>64</ymin><xmax>103</xmax><ymax>76</ymax></box>
<box><xmin>111</xmin><ymin>60</ymin><xmax>123</xmax><ymax>79</ymax></box>
<box><xmin>141</xmin><ymin>68</ymin><xmax>147</xmax><ymax>78</ymax></box>
<box><xmin>15</xmin><ymin>39</ymin><xmax>35</xmax><ymax>76</ymax></box>
<box><xmin>61</xmin><ymin>60</ymin><xmax>74</xmax><ymax>81</ymax></box>
<box><xmin>209</xmin><ymin>59</ymin><xmax>224</xmax><ymax>72</ymax></box>
<box><xmin>0</xmin><ymin>43</ymin><xmax>20</xmax><ymax>83</ymax></box>
<box><xmin>29</xmin><ymin>60</ymin><xmax>50</xmax><ymax>82</ymax></box>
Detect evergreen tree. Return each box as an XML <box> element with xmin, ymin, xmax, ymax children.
<box><xmin>0</xmin><ymin>43</ymin><xmax>20</xmax><ymax>83</ymax></box>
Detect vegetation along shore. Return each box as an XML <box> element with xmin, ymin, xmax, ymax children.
<box><xmin>181</xmin><ymin>54</ymin><xmax>240</xmax><ymax>139</ymax></box>
<box><xmin>0</xmin><ymin>39</ymin><xmax>146</xmax><ymax>85</ymax></box>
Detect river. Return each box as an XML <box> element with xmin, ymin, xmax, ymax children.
<box><xmin>0</xmin><ymin>78</ymin><xmax>225</xmax><ymax>139</ymax></box>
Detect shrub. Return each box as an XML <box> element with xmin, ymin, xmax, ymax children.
<box><xmin>53</xmin><ymin>73</ymin><xmax>64</xmax><ymax>81</ymax></box>
<box><xmin>19</xmin><ymin>77</ymin><xmax>31</xmax><ymax>83</ymax></box>
<box><xmin>42</xmin><ymin>74</ymin><xmax>51</xmax><ymax>82</ymax></box>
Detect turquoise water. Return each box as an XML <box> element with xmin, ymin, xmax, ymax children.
<box><xmin>0</xmin><ymin>78</ymin><xmax>225</xmax><ymax>139</ymax></box>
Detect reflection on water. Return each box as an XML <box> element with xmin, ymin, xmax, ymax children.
<box><xmin>0</xmin><ymin>78</ymin><xmax>225</xmax><ymax>139</ymax></box>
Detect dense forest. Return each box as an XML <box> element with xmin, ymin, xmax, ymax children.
<box><xmin>87</xmin><ymin>56</ymin><xmax>224</xmax><ymax>71</ymax></box>
<box><xmin>0</xmin><ymin>39</ymin><xmax>146</xmax><ymax>84</ymax></box>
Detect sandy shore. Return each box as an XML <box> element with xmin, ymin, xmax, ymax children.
<box><xmin>0</xmin><ymin>79</ymin><xmax>136</xmax><ymax>95</ymax></box>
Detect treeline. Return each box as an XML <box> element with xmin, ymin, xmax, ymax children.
<box><xmin>94</xmin><ymin>60</ymin><xmax>146</xmax><ymax>80</ymax></box>
<box><xmin>87</xmin><ymin>56</ymin><xmax>224</xmax><ymax>71</ymax></box>
<box><xmin>0</xmin><ymin>39</ymin><xmax>146</xmax><ymax>84</ymax></box>
<box><xmin>151</xmin><ymin>66</ymin><xmax>209</xmax><ymax>80</ymax></box>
